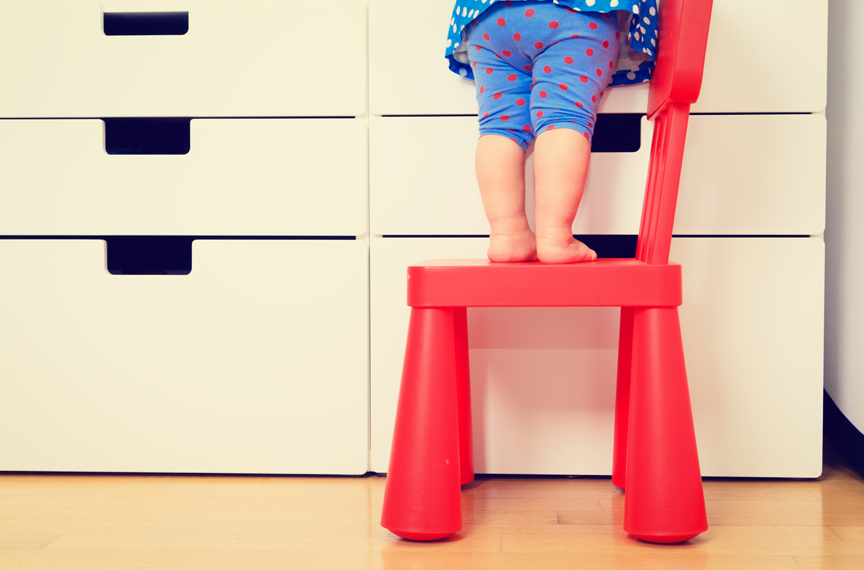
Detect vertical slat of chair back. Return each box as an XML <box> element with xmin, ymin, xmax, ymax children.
<box><xmin>636</xmin><ymin>104</ymin><xmax>691</xmax><ymax>265</ymax></box>
<box><xmin>635</xmin><ymin>0</ymin><xmax>713</xmax><ymax>265</ymax></box>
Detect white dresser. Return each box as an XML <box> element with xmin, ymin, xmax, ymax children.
<box><xmin>0</xmin><ymin>0</ymin><xmax>828</xmax><ymax>478</ymax></box>
<box><xmin>369</xmin><ymin>0</ymin><xmax>827</xmax><ymax>477</ymax></box>
<box><xmin>0</xmin><ymin>0</ymin><xmax>370</xmax><ymax>475</ymax></box>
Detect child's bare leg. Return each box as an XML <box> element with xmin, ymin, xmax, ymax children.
<box><xmin>534</xmin><ymin>129</ymin><xmax>597</xmax><ymax>264</ymax></box>
<box><xmin>476</xmin><ymin>134</ymin><xmax>537</xmax><ymax>262</ymax></box>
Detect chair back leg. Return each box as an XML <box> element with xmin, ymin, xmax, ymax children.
<box><xmin>624</xmin><ymin>306</ymin><xmax>707</xmax><ymax>543</ymax></box>
<box><xmin>612</xmin><ymin>307</ymin><xmax>635</xmax><ymax>489</ymax></box>
<box><xmin>453</xmin><ymin>307</ymin><xmax>475</xmax><ymax>486</ymax></box>
<box><xmin>381</xmin><ymin>307</ymin><xmax>463</xmax><ymax>541</ymax></box>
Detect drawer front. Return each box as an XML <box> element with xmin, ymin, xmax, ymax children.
<box><xmin>370</xmin><ymin>0</ymin><xmax>827</xmax><ymax>114</ymax></box>
<box><xmin>0</xmin><ymin>0</ymin><xmax>366</xmax><ymax>117</ymax></box>
<box><xmin>371</xmin><ymin>114</ymin><xmax>825</xmax><ymax>236</ymax></box>
<box><xmin>371</xmin><ymin>236</ymin><xmax>824</xmax><ymax>477</ymax></box>
<box><xmin>0</xmin><ymin>239</ymin><xmax>369</xmax><ymax>474</ymax></box>
<box><xmin>0</xmin><ymin>119</ymin><xmax>367</xmax><ymax>236</ymax></box>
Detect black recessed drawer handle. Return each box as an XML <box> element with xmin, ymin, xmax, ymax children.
<box><xmin>591</xmin><ymin>114</ymin><xmax>643</xmax><ymax>153</ymax></box>
<box><xmin>104</xmin><ymin>118</ymin><xmax>191</xmax><ymax>155</ymax></box>
<box><xmin>104</xmin><ymin>12</ymin><xmax>189</xmax><ymax>36</ymax></box>
<box><xmin>107</xmin><ymin>237</ymin><xmax>194</xmax><ymax>275</ymax></box>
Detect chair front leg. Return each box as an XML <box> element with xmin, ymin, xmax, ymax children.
<box><xmin>381</xmin><ymin>307</ymin><xmax>462</xmax><ymax>541</ymax></box>
<box><xmin>624</xmin><ymin>306</ymin><xmax>707</xmax><ymax>543</ymax></box>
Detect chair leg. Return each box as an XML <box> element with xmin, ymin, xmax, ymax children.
<box><xmin>612</xmin><ymin>307</ymin><xmax>634</xmax><ymax>490</ymax></box>
<box><xmin>381</xmin><ymin>307</ymin><xmax>462</xmax><ymax>541</ymax></box>
<box><xmin>624</xmin><ymin>307</ymin><xmax>707</xmax><ymax>543</ymax></box>
<box><xmin>453</xmin><ymin>307</ymin><xmax>475</xmax><ymax>486</ymax></box>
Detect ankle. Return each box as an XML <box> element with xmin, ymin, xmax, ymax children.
<box><xmin>489</xmin><ymin>217</ymin><xmax>533</xmax><ymax>237</ymax></box>
<box><xmin>535</xmin><ymin>225</ymin><xmax>574</xmax><ymax>243</ymax></box>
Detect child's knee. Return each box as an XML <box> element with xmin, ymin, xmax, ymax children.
<box><xmin>532</xmin><ymin>106</ymin><xmax>597</xmax><ymax>142</ymax></box>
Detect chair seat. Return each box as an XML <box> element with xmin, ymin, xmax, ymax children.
<box><xmin>407</xmin><ymin>259</ymin><xmax>682</xmax><ymax>308</ymax></box>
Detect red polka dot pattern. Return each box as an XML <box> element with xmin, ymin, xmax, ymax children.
<box><xmin>465</xmin><ymin>3</ymin><xmax>625</xmax><ymax>148</ymax></box>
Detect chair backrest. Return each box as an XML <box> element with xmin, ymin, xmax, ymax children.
<box><xmin>635</xmin><ymin>0</ymin><xmax>713</xmax><ymax>266</ymax></box>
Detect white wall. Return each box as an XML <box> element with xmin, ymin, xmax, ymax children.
<box><xmin>826</xmin><ymin>0</ymin><xmax>864</xmax><ymax>433</ymax></box>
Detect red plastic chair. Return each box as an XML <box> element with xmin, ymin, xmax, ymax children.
<box><xmin>381</xmin><ymin>0</ymin><xmax>713</xmax><ymax>544</ymax></box>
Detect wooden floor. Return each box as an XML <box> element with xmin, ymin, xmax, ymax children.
<box><xmin>1</xmin><ymin>445</ymin><xmax>862</xmax><ymax>570</ymax></box>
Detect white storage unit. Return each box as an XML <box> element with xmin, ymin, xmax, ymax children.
<box><xmin>0</xmin><ymin>0</ymin><xmax>829</xmax><ymax>477</ymax></box>
<box><xmin>369</xmin><ymin>0</ymin><xmax>827</xmax><ymax>115</ymax></box>
<box><xmin>371</xmin><ymin>114</ymin><xmax>826</xmax><ymax>236</ymax></box>
<box><xmin>0</xmin><ymin>118</ymin><xmax>368</xmax><ymax>236</ymax></box>
<box><xmin>0</xmin><ymin>240</ymin><xmax>369</xmax><ymax>474</ymax></box>
<box><xmin>0</xmin><ymin>0</ymin><xmax>370</xmax><ymax>474</ymax></box>
<box><xmin>369</xmin><ymin>0</ymin><xmax>828</xmax><ymax>476</ymax></box>
<box><xmin>371</xmin><ymin>237</ymin><xmax>824</xmax><ymax>476</ymax></box>
<box><xmin>0</xmin><ymin>0</ymin><xmax>366</xmax><ymax>117</ymax></box>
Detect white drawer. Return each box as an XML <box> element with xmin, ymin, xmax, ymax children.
<box><xmin>370</xmin><ymin>114</ymin><xmax>825</xmax><ymax>236</ymax></box>
<box><xmin>370</xmin><ymin>236</ymin><xmax>823</xmax><ymax>477</ymax></box>
<box><xmin>0</xmin><ymin>239</ymin><xmax>369</xmax><ymax>474</ymax></box>
<box><xmin>0</xmin><ymin>119</ymin><xmax>367</xmax><ymax>236</ymax></box>
<box><xmin>370</xmin><ymin>0</ymin><xmax>827</xmax><ymax>114</ymax></box>
<box><xmin>0</xmin><ymin>0</ymin><xmax>366</xmax><ymax>117</ymax></box>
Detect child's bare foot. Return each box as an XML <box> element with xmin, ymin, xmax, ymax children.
<box><xmin>536</xmin><ymin>230</ymin><xmax>597</xmax><ymax>264</ymax></box>
<box><xmin>488</xmin><ymin>228</ymin><xmax>537</xmax><ymax>262</ymax></box>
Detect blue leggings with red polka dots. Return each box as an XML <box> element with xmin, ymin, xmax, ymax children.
<box><xmin>466</xmin><ymin>1</ymin><xmax>620</xmax><ymax>151</ymax></box>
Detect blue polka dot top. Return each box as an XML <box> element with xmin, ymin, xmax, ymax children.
<box><xmin>447</xmin><ymin>0</ymin><xmax>659</xmax><ymax>86</ymax></box>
